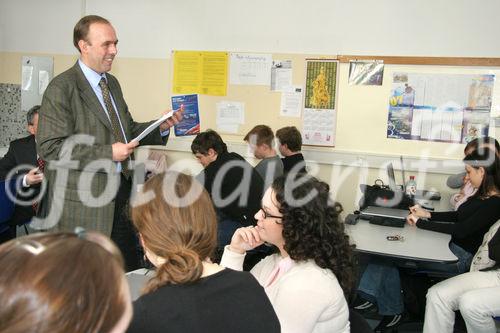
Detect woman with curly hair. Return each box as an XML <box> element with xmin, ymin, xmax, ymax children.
<box><xmin>127</xmin><ymin>171</ymin><xmax>280</xmax><ymax>333</ymax></box>
<box><xmin>221</xmin><ymin>175</ymin><xmax>356</xmax><ymax>333</ymax></box>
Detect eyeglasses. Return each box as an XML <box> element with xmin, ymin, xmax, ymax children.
<box><xmin>261</xmin><ymin>208</ymin><xmax>283</xmax><ymax>223</ymax></box>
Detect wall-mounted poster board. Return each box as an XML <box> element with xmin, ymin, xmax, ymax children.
<box><xmin>387</xmin><ymin>73</ymin><xmax>494</xmax><ymax>143</ymax></box>
<box><xmin>169</xmin><ymin>52</ymin><xmax>499</xmax><ymax>160</ymax></box>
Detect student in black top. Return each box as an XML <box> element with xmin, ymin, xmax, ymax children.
<box><xmin>191</xmin><ymin>130</ymin><xmax>264</xmax><ymax>250</ymax></box>
<box><xmin>355</xmin><ymin>147</ymin><xmax>500</xmax><ymax>332</ymax></box>
<box><xmin>276</xmin><ymin>126</ymin><xmax>307</xmax><ymax>174</ymax></box>
<box><xmin>128</xmin><ymin>172</ymin><xmax>280</xmax><ymax>333</ymax></box>
<box><xmin>409</xmin><ymin>148</ymin><xmax>500</xmax><ymax>259</ymax></box>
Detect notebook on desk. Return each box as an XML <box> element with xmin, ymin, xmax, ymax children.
<box><xmin>360</xmin><ymin>206</ymin><xmax>409</xmax><ymax>220</ymax></box>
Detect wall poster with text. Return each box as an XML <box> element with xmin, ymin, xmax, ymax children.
<box><xmin>387</xmin><ymin>73</ymin><xmax>494</xmax><ymax>143</ymax></box>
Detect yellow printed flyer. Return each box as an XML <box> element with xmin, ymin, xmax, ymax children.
<box><xmin>173</xmin><ymin>51</ymin><xmax>228</xmax><ymax>96</ymax></box>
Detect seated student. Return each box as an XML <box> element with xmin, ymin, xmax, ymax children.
<box><xmin>244</xmin><ymin>125</ymin><xmax>284</xmax><ymax>189</ymax></box>
<box><xmin>0</xmin><ymin>231</ymin><xmax>132</xmax><ymax>333</ymax></box>
<box><xmin>127</xmin><ymin>172</ymin><xmax>280</xmax><ymax>333</ymax></box>
<box><xmin>448</xmin><ymin>137</ymin><xmax>499</xmax><ymax>210</ymax></box>
<box><xmin>191</xmin><ymin>130</ymin><xmax>264</xmax><ymax>250</ymax></box>
<box><xmin>0</xmin><ymin>105</ymin><xmax>44</xmax><ymax>242</ymax></box>
<box><xmin>221</xmin><ymin>175</ymin><xmax>355</xmax><ymax>333</ymax></box>
<box><xmin>423</xmin><ymin>222</ymin><xmax>500</xmax><ymax>333</ymax></box>
<box><xmin>355</xmin><ymin>148</ymin><xmax>500</xmax><ymax>332</ymax></box>
<box><xmin>276</xmin><ymin>126</ymin><xmax>307</xmax><ymax>174</ymax></box>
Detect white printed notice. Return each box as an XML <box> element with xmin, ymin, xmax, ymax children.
<box><xmin>302</xmin><ymin>108</ymin><xmax>336</xmax><ymax>146</ymax></box>
<box><xmin>216</xmin><ymin>101</ymin><xmax>245</xmax><ymax>134</ymax></box>
<box><xmin>280</xmin><ymin>86</ymin><xmax>303</xmax><ymax>117</ymax></box>
<box><xmin>38</xmin><ymin>70</ymin><xmax>50</xmax><ymax>95</ymax></box>
<box><xmin>216</xmin><ymin>101</ymin><xmax>244</xmax><ymax>124</ymax></box>
<box><xmin>22</xmin><ymin>65</ymin><xmax>33</xmax><ymax>91</ymax></box>
<box><xmin>230</xmin><ymin>53</ymin><xmax>272</xmax><ymax>85</ymax></box>
<box><xmin>271</xmin><ymin>60</ymin><xmax>293</xmax><ymax>91</ymax></box>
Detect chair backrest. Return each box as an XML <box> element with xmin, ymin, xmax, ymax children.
<box><xmin>470</xmin><ymin>219</ymin><xmax>500</xmax><ymax>272</ymax></box>
<box><xmin>0</xmin><ymin>179</ymin><xmax>17</xmax><ymax>224</ymax></box>
<box><xmin>349</xmin><ymin>308</ymin><xmax>374</xmax><ymax>333</ymax></box>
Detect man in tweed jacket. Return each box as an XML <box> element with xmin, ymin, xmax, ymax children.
<box><xmin>36</xmin><ymin>15</ymin><xmax>181</xmax><ymax>270</ymax></box>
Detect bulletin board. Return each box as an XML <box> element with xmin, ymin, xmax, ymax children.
<box><xmin>169</xmin><ymin>52</ymin><xmax>500</xmax><ymax>159</ymax></box>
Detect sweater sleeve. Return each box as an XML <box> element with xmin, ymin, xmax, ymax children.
<box><xmin>416</xmin><ymin>219</ymin><xmax>455</xmax><ymax>234</ymax></box>
<box><xmin>220</xmin><ymin>245</ymin><xmax>246</xmax><ymax>271</ymax></box>
<box><xmin>417</xmin><ymin>199</ymin><xmax>500</xmax><ymax>238</ymax></box>
<box><xmin>429</xmin><ymin>210</ymin><xmax>458</xmax><ymax>222</ymax></box>
<box><xmin>416</xmin><ymin>210</ymin><xmax>458</xmax><ymax>234</ymax></box>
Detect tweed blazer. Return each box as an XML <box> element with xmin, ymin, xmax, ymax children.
<box><xmin>36</xmin><ymin>62</ymin><xmax>167</xmax><ymax>235</ymax></box>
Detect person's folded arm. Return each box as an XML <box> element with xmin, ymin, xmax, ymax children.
<box><xmin>220</xmin><ymin>245</ymin><xmax>246</xmax><ymax>271</ymax></box>
<box><xmin>416</xmin><ymin>219</ymin><xmax>455</xmax><ymax>234</ymax></box>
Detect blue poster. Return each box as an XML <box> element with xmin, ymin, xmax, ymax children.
<box><xmin>171</xmin><ymin>94</ymin><xmax>200</xmax><ymax>136</ymax></box>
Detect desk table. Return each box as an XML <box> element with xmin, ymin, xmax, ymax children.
<box><xmin>346</xmin><ymin>219</ymin><xmax>458</xmax><ymax>264</ymax></box>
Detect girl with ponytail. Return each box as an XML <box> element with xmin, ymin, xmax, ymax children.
<box><xmin>127</xmin><ymin>171</ymin><xmax>280</xmax><ymax>333</ymax></box>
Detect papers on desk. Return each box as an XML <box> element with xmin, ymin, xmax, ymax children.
<box><xmin>131</xmin><ymin>111</ymin><xmax>174</xmax><ymax>142</ymax></box>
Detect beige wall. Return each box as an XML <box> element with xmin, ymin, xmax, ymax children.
<box><xmin>3</xmin><ymin>51</ymin><xmax>497</xmax><ymax>157</ymax></box>
<box><xmin>1</xmin><ymin>50</ymin><xmax>497</xmax><ymax>214</ymax></box>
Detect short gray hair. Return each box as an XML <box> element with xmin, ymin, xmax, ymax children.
<box><xmin>27</xmin><ymin>105</ymin><xmax>40</xmax><ymax>125</ymax></box>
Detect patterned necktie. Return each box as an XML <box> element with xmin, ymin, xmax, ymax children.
<box><xmin>99</xmin><ymin>77</ymin><xmax>130</xmax><ymax>177</ymax></box>
<box><xmin>32</xmin><ymin>157</ymin><xmax>45</xmax><ymax>213</ymax></box>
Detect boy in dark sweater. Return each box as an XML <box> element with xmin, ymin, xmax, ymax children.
<box><xmin>276</xmin><ymin>126</ymin><xmax>306</xmax><ymax>174</ymax></box>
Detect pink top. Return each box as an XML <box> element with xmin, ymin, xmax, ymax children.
<box><xmin>264</xmin><ymin>257</ymin><xmax>293</xmax><ymax>288</ymax></box>
<box><xmin>450</xmin><ymin>181</ymin><xmax>477</xmax><ymax>210</ymax></box>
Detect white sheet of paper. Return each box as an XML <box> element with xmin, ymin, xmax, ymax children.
<box><xmin>302</xmin><ymin>108</ymin><xmax>336</xmax><ymax>146</ymax></box>
<box><xmin>411</xmin><ymin>108</ymin><xmax>423</xmax><ymax>136</ymax></box>
<box><xmin>216</xmin><ymin>101</ymin><xmax>245</xmax><ymax>124</ymax></box>
<box><xmin>22</xmin><ymin>65</ymin><xmax>33</xmax><ymax>91</ymax></box>
<box><xmin>131</xmin><ymin>111</ymin><xmax>173</xmax><ymax>142</ymax></box>
<box><xmin>451</xmin><ymin>111</ymin><xmax>464</xmax><ymax>142</ymax></box>
<box><xmin>271</xmin><ymin>60</ymin><xmax>293</xmax><ymax>91</ymax></box>
<box><xmin>230</xmin><ymin>53</ymin><xmax>272</xmax><ymax>85</ymax></box>
<box><xmin>217</xmin><ymin>123</ymin><xmax>239</xmax><ymax>134</ymax></box>
<box><xmin>280</xmin><ymin>85</ymin><xmax>303</xmax><ymax>117</ymax></box>
<box><xmin>38</xmin><ymin>70</ymin><xmax>49</xmax><ymax>95</ymax></box>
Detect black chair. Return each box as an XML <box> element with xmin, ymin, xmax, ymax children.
<box><xmin>349</xmin><ymin>308</ymin><xmax>374</xmax><ymax>333</ymax></box>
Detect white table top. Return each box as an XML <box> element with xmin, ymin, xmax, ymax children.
<box><xmin>346</xmin><ymin>219</ymin><xmax>458</xmax><ymax>263</ymax></box>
